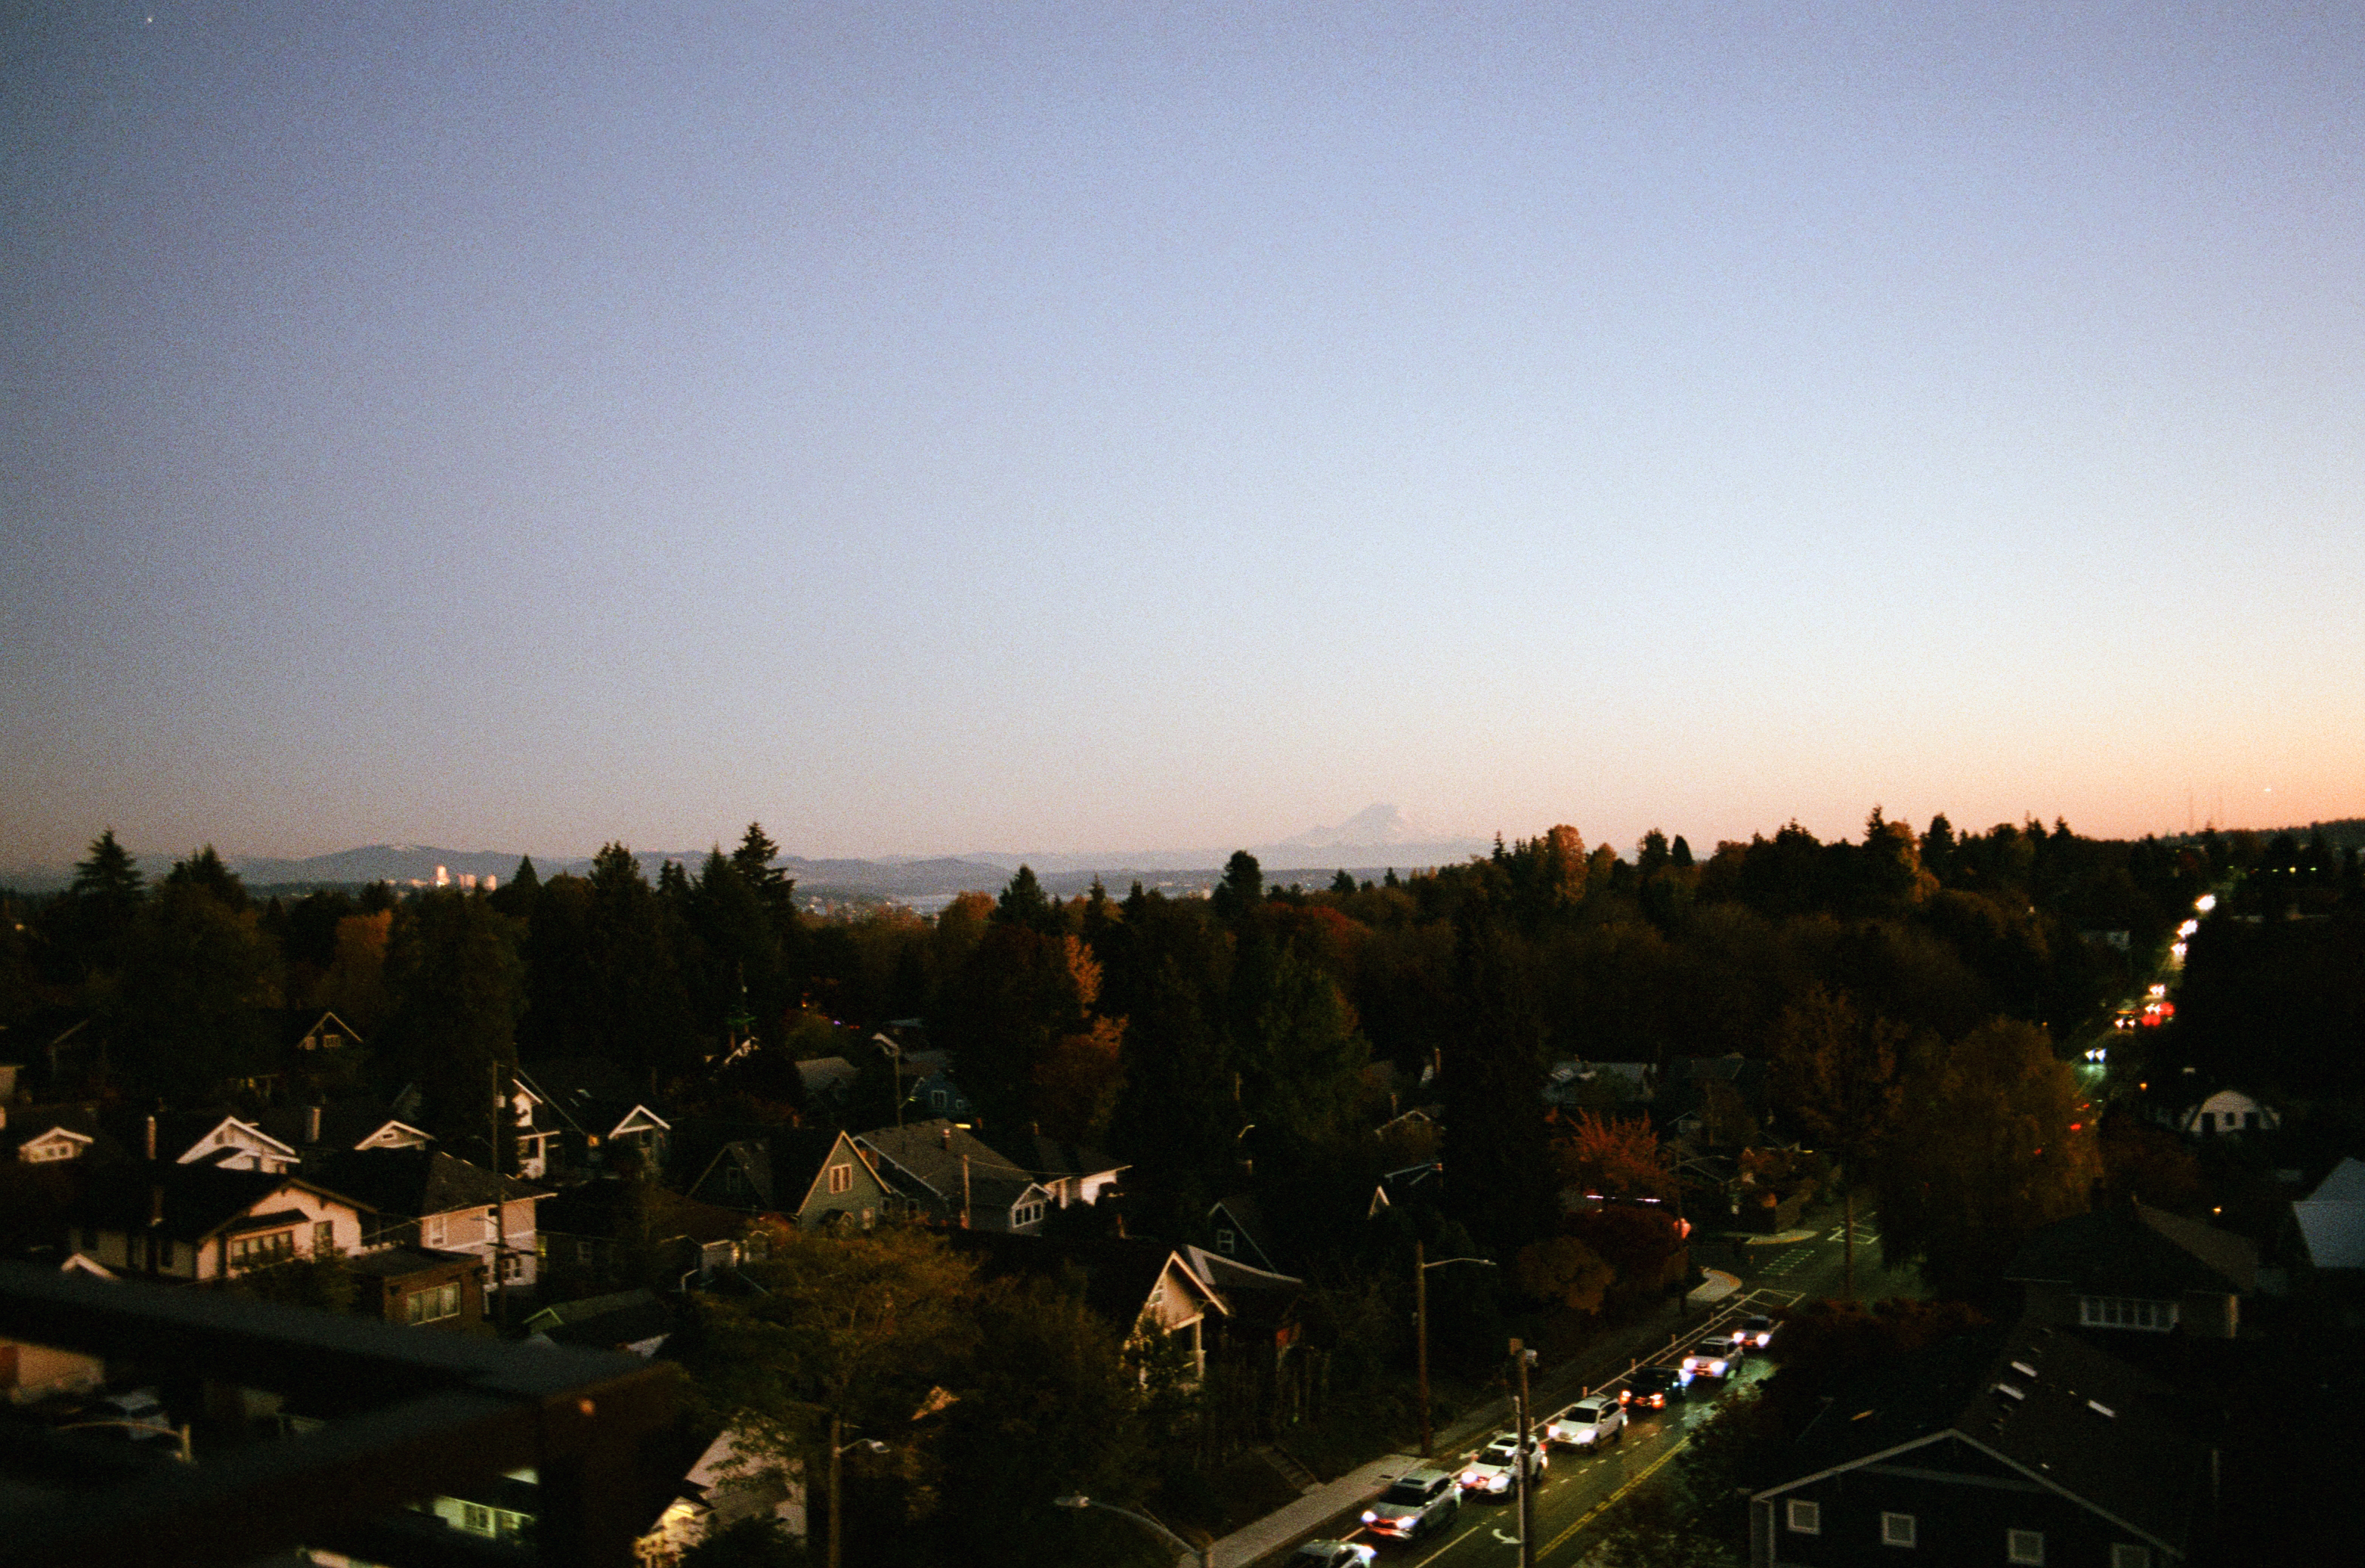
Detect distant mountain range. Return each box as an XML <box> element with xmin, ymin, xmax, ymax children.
<box><xmin>1</xmin><ymin>806</ymin><xmax>1494</xmax><ymax>898</ymax></box>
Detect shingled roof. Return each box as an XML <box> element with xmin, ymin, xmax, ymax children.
<box><xmin>1760</xmin><ymin>1317</ymin><xmax>2206</xmax><ymax>1558</ymax></box>
<box><xmin>2005</xmin><ymin>1198</ymin><xmax>2256</xmax><ymax>1295</ymax></box>
<box><xmin>308</xmin><ymin>1148</ymin><xmax>545</xmax><ymax>1221</ymax></box>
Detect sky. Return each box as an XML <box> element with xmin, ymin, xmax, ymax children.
<box><xmin>5</xmin><ymin>2</ymin><xmax>2361</xmax><ymax>873</ymax></box>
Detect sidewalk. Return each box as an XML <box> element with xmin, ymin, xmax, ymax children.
<box><xmin>1207</xmin><ymin>1454</ymin><xmax>1424</xmax><ymax>1568</ymax></box>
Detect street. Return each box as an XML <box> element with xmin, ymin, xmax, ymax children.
<box><xmin>1271</xmin><ymin>1210</ymin><xmax>1920</xmax><ymax>1567</ymax></box>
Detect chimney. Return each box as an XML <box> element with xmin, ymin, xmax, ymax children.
<box><xmin>306</xmin><ymin>1105</ymin><xmax>323</xmax><ymax>1144</ymax></box>
<box><xmin>146</xmin><ymin>1115</ymin><xmax>158</xmax><ymax>1162</ymax></box>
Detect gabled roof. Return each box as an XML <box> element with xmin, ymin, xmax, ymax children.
<box><xmin>1757</xmin><ymin>1319</ymin><xmax>2203</xmax><ymax>1557</ymax></box>
<box><xmin>795</xmin><ymin>1057</ymin><xmax>859</xmax><ymax>1099</ymax></box>
<box><xmin>2005</xmin><ymin>1200</ymin><xmax>2255</xmax><ymax>1296</ymax></box>
<box><xmin>2293</xmin><ymin>1158</ymin><xmax>2365</xmax><ymax>1270</ymax></box>
<box><xmin>2</xmin><ymin>1104</ymin><xmax>118</xmax><ymax>1163</ymax></box>
<box><xmin>515</xmin><ymin>1060</ymin><xmax>672</xmax><ymax>1141</ymax></box>
<box><xmin>688</xmin><ymin>1128</ymin><xmax>877</xmax><ymax>1215</ymax></box>
<box><xmin>854</xmin><ymin>1119</ymin><xmax>1045</xmax><ymax>1217</ymax></box>
<box><xmin>79</xmin><ymin>1164</ymin><xmax>372</xmax><ymax>1244</ymax></box>
<box><xmin>258</xmin><ymin>1097</ymin><xmax>431</xmax><ymax>1154</ymax></box>
<box><xmin>948</xmin><ymin>1232</ymin><xmax>1229</xmax><ymax>1333</ymax></box>
<box><xmin>1019</xmin><ymin>1133</ymin><xmax>1125</xmax><ymax>1184</ymax></box>
<box><xmin>1208</xmin><ymin>1192</ymin><xmax>1283</xmax><ymax>1272</ymax></box>
<box><xmin>524</xmin><ymin>1288</ymin><xmax>674</xmax><ymax>1353</ymax></box>
<box><xmin>308</xmin><ymin>1149</ymin><xmax>544</xmax><ymax>1222</ymax></box>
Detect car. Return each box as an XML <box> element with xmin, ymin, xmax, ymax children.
<box><xmin>1620</xmin><ymin>1365</ymin><xmax>1687</xmax><ymax>1410</ymax></box>
<box><xmin>97</xmin><ymin>1388</ymin><xmax>175</xmax><ymax>1443</ymax></box>
<box><xmin>1737</xmin><ymin>1314</ymin><xmax>1776</xmax><ymax>1350</ymax></box>
<box><xmin>1291</xmin><ymin>1542</ymin><xmax>1377</xmax><ymax>1568</ymax></box>
<box><xmin>1681</xmin><ymin>1339</ymin><xmax>1733</xmax><ymax>1379</ymax></box>
<box><xmin>1458</xmin><ymin>1433</ymin><xmax>1547</xmax><ymax>1496</ymax></box>
<box><xmin>1362</xmin><ymin>1467</ymin><xmax>1461</xmax><ymax>1541</ymax></box>
<box><xmin>1544</xmin><ymin>1395</ymin><xmax>1624</xmax><ymax>1449</ymax></box>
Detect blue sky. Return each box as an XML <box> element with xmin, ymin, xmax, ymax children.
<box><xmin>5</xmin><ymin>3</ymin><xmax>2360</xmax><ymax>870</ymax></box>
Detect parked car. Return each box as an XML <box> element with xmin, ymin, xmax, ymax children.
<box><xmin>1291</xmin><ymin>1542</ymin><xmax>1377</xmax><ymax>1568</ymax></box>
<box><xmin>1458</xmin><ymin>1433</ymin><xmax>1547</xmax><ymax>1496</ymax></box>
<box><xmin>1682</xmin><ymin>1339</ymin><xmax>1733</xmax><ymax>1379</ymax></box>
<box><xmin>96</xmin><ymin>1388</ymin><xmax>175</xmax><ymax>1443</ymax></box>
<box><xmin>1362</xmin><ymin>1467</ymin><xmax>1461</xmax><ymax>1541</ymax></box>
<box><xmin>1621</xmin><ymin>1365</ymin><xmax>1687</xmax><ymax>1410</ymax></box>
<box><xmin>1544</xmin><ymin>1395</ymin><xmax>1625</xmax><ymax>1449</ymax></box>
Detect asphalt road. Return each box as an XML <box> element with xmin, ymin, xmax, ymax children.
<box><xmin>1290</xmin><ymin>1211</ymin><xmax>1924</xmax><ymax>1568</ymax></box>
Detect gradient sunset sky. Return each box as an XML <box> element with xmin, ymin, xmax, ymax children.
<box><xmin>5</xmin><ymin>3</ymin><xmax>2360</xmax><ymax>871</ymax></box>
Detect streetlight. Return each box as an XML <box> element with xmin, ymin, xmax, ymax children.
<box><xmin>825</xmin><ymin>1417</ymin><xmax>889</xmax><ymax>1568</ymax></box>
<box><xmin>1053</xmin><ymin>1494</ymin><xmax>1213</xmax><ymax>1568</ymax></box>
<box><xmin>1414</xmin><ymin>1241</ymin><xmax>1497</xmax><ymax>1455</ymax></box>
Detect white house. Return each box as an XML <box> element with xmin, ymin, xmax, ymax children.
<box><xmin>2181</xmin><ymin>1088</ymin><xmax>2279</xmax><ymax>1138</ymax></box>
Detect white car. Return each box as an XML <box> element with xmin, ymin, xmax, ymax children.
<box><xmin>1680</xmin><ymin>1340</ymin><xmax>1732</xmax><ymax>1380</ymax></box>
<box><xmin>1291</xmin><ymin>1542</ymin><xmax>1377</xmax><ymax>1568</ymax></box>
<box><xmin>1737</xmin><ymin>1314</ymin><xmax>1776</xmax><ymax>1350</ymax></box>
<box><xmin>1544</xmin><ymin>1396</ymin><xmax>1624</xmax><ymax>1449</ymax></box>
<box><xmin>1458</xmin><ymin>1433</ymin><xmax>1547</xmax><ymax>1495</ymax></box>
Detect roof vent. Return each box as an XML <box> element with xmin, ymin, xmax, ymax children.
<box><xmin>2011</xmin><ymin>1360</ymin><xmax>2039</xmax><ymax>1379</ymax></box>
<box><xmin>1996</xmin><ymin>1383</ymin><xmax>2025</xmax><ymax>1401</ymax></box>
<box><xmin>2088</xmin><ymin>1400</ymin><xmax>2116</xmax><ymax>1418</ymax></box>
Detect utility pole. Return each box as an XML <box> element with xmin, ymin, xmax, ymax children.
<box><xmin>1510</xmin><ymin>1338</ymin><xmax>1536</xmax><ymax>1568</ymax></box>
<box><xmin>961</xmin><ymin>1152</ymin><xmax>972</xmax><ymax>1229</ymax></box>
<box><xmin>488</xmin><ymin>1062</ymin><xmax>505</xmax><ymax>1332</ymax></box>
<box><xmin>827</xmin><ymin>1412</ymin><xmax>844</xmax><ymax>1568</ymax></box>
<box><xmin>1416</xmin><ymin>1239</ymin><xmax>1431</xmax><ymax>1454</ymax></box>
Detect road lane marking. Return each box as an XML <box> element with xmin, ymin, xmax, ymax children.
<box><xmin>1408</xmin><ymin>1518</ymin><xmax>1486</xmax><ymax>1566</ymax></box>
<box><xmin>1538</xmin><ymin>1428</ymin><xmax>1690</xmax><ymax>1562</ymax></box>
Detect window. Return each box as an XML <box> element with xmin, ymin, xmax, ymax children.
<box><xmin>1216</xmin><ymin>1228</ymin><xmax>1236</xmax><ymax>1254</ymax></box>
<box><xmin>1786</xmin><ymin>1499</ymin><xmax>1820</xmax><ymax>1535</ymax></box>
<box><xmin>79</xmin><ymin>1226</ymin><xmax>98</xmax><ymax>1253</ymax></box>
<box><xmin>424</xmin><ymin>1214</ymin><xmax>447</xmax><ymax>1248</ymax></box>
<box><xmin>313</xmin><ymin>1220</ymin><xmax>336</xmax><ymax>1257</ymax></box>
<box><xmin>461</xmin><ymin>1504</ymin><xmax>490</xmax><ymax>1535</ymax></box>
<box><xmin>929</xmin><ymin>1089</ymin><xmax>947</xmax><ymax>1110</ymax></box>
<box><xmin>2243</xmin><ymin>1111</ymin><xmax>2259</xmax><ymax>1130</ymax></box>
<box><xmin>2110</xmin><ymin>1548</ymin><xmax>2152</xmax><ymax>1568</ymax></box>
<box><xmin>499</xmin><ymin>1251</ymin><xmax>524</xmax><ymax>1282</ymax></box>
<box><xmin>2007</xmin><ymin>1529</ymin><xmax>2045</xmax><ymax>1565</ymax></box>
<box><xmin>2197</xmin><ymin>1112</ymin><xmax>2215</xmax><ymax>1133</ymax></box>
<box><xmin>827</xmin><ymin>1162</ymin><xmax>853</xmax><ymax>1195</ymax></box>
<box><xmin>2079</xmin><ymin>1297</ymin><xmax>2178</xmax><ymax>1331</ymax></box>
<box><xmin>229</xmin><ymin>1231</ymin><xmax>296</xmax><ymax>1270</ymax></box>
<box><xmin>1882</xmin><ymin>1512</ymin><xmax>1917</xmax><ymax>1548</ymax></box>
<box><xmin>407</xmin><ymin>1282</ymin><xmax>462</xmax><ymax>1325</ymax></box>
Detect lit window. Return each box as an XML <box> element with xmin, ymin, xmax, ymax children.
<box><xmin>461</xmin><ymin>1503</ymin><xmax>490</xmax><ymax>1534</ymax></box>
<box><xmin>1882</xmin><ymin>1512</ymin><xmax>1916</xmax><ymax>1548</ymax></box>
<box><xmin>313</xmin><ymin>1220</ymin><xmax>335</xmax><ymax>1256</ymax></box>
<box><xmin>2110</xmin><ymin>1548</ymin><xmax>2151</xmax><ymax>1568</ymax></box>
<box><xmin>827</xmin><ymin>1163</ymin><xmax>853</xmax><ymax>1195</ymax></box>
<box><xmin>1787</xmin><ymin>1499</ymin><xmax>1820</xmax><ymax>1535</ymax></box>
<box><xmin>2008</xmin><ymin>1529</ymin><xmax>2045</xmax><ymax>1565</ymax></box>
<box><xmin>407</xmin><ymin>1282</ymin><xmax>462</xmax><ymax>1325</ymax></box>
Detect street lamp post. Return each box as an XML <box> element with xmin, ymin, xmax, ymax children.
<box><xmin>826</xmin><ymin>1415</ymin><xmax>889</xmax><ymax>1568</ymax></box>
<box><xmin>1414</xmin><ymin>1241</ymin><xmax>1497</xmax><ymax>1456</ymax></box>
<box><xmin>1054</xmin><ymin>1494</ymin><xmax>1213</xmax><ymax>1568</ymax></box>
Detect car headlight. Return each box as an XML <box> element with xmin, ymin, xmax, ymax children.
<box><xmin>1361</xmin><ymin>1511</ymin><xmax>1377</xmax><ymax>1524</ymax></box>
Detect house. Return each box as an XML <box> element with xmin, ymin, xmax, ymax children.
<box><xmin>1367</xmin><ymin>1158</ymin><xmax>1443</xmax><ymax>1218</ymax></box>
<box><xmin>2</xmin><ymin>1257</ymin><xmax>111</xmax><ymax>1403</ymax></box>
<box><xmin>533</xmin><ymin>1181</ymin><xmax>752</xmax><ymax>1285</ymax></box>
<box><xmin>134</xmin><ymin>1111</ymin><xmax>303</xmax><ymax>1174</ymax></box>
<box><xmin>311</xmin><ymin>1148</ymin><xmax>548</xmax><ymax>1290</ymax></box>
<box><xmin>523</xmin><ymin>1288</ymin><xmax>675</xmax><ymax>1356</ymax></box>
<box><xmin>1541</xmin><ymin>1059</ymin><xmax>1656</xmax><ymax>1110</ymax></box>
<box><xmin>1749</xmin><ymin>1318</ymin><xmax>2209</xmax><ymax>1568</ymax></box>
<box><xmin>793</xmin><ymin>1056</ymin><xmax>860</xmax><ymax>1112</ymax></box>
<box><xmin>282</xmin><ymin>1007</ymin><xmax>366</xmax><ymax>1056</ymax></box>
<box><xmin>853</xmin><ymin>1119</ymin><xmax>1056</xmax><ymax>1234</ymax></box>
<box><xmin>73</xmin><ymin>1164</ymin><xmax>372</xmax><ymax>1282</ymax></box>
<box><xmin>2</xmin><ymin>1104</ymin><xmax>112</xmax><ymax>1167</ymax></box>
<box><xmin>1207</xmin><ymin>1192</ymin><xmax>1287</xmax><ymax>1273</ymax></box>
<box><xmin>1016</xmin><ymin>1132</ymin><xmax>1127</xmax><ymax>1209</ymax></box>
<box><xmin>2176</xmin><ymin>1088</ymin><xmax>2279</xmax><ymax>1139</ymax></box>
<box><xmin>951</xmin><ymin>1232</ymin><xmax>1229</xmax><ymax>1383</ymax></box>
<box><xmin>894</xmin><ymin>1050</ymin><xmax>973</xmax><ymax>1122</ymax></box>
<box><xmin>2005</xmin><ymin>1199</ymin><xmax>2257</xmax><ymax>1339</ymax></box>
<box><xmin>345</xmin><ymin>1245</ymin><xmax>485</xmax><ymax>1331</ymax></box>
<box><xmin>514</xmin><ymin>1061</ymin><xmax>672</xmax><ymax>1177</ymax></box>
<box><xmin>638</xmin><ymin>1427</ymin><xmax>807</xmax><ymax>1566</ymax></box>
<box><xmin>2287</xmin><ymin>1155</ymin><xmax>2365</xmax><ymax>1275</ymax></box>
<box><xmin>258</xmin><ymin>1098</ymin><xmax>433</xmax><ymax>1160</ymax></box>
<box><xmin>685</xmin><ymin>1128</ymin><xmax>893</xmax><ymax>1230</ymax></box>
